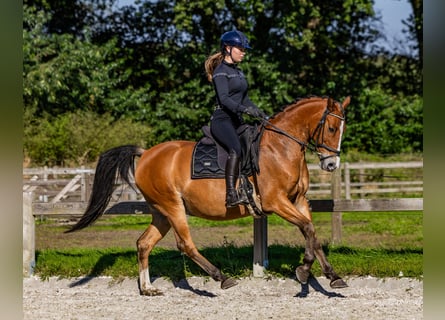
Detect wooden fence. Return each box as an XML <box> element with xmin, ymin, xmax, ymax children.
<box><xmin>23</xmin><ymin>161</ymin><xmax>423</xmax><ymax>204</ymax></box>
<box><xmin>23</xmin><ymin>162</ymin><xmax>423</xmax><ymax>277</ymax></box>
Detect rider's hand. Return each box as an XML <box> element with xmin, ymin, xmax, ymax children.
<box><xmin>259</xmin><ymin>110</ymin><xmax>270</xmax><ymax>120</ymax></box>
<box><xmin>243</xmin><ymin>106</ymin><xmax>268</xmax><ymax>119</ymax></box>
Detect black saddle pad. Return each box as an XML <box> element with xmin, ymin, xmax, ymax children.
<box><xmin>191</xmin><ymin>140</ymin><xmax>226</xmax><ymax>179</ymax></box>
<box><xmin>191</xmin><ymin>124</ymin><xmax>261</xmax><ymax>179</ymax></box>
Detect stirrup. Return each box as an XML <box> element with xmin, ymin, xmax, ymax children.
<box><xmin>226</xmin><ymin>190</ymin><xmax>243</xmax><ymax>208</ymax></box>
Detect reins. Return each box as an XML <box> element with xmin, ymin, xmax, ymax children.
<box><xmin>260</xmin><ymin>118</ymin><xmax>309</xmax><ymax>151</ymax></box>
<box><xmin>258</xmin><ymin>102</ymin><xmax>345</xmax><ymax>158</ymax></box>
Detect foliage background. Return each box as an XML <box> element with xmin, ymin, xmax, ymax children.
<box><xmin>23</xmin><ymin>0</ymin><xmax>423</xmax><ymax>166</ymax></box>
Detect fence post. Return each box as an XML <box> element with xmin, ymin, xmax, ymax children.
<box><xmin>23</xmin><ymin>191</ymin><xmax>35</xmax><ymax>276</ymax></box>
<box><xmin>359</xmin><ymin>167</ymin><xmax>365</xmax><ymax>198</ymax></box>
<box><xmin>80</xmin><ymin>165</ymin><xmax>87</xmax><ymax>202</ymax></box>
<box><xmin>344</xmin><ymin>162</ymin><xmax>351</xmax><ymax>200</ymax></box>
<box><xmin>331</xmin><ymin>167</ymin><xmax>342</xmax><ymax>244</ymax></box>
<box><xmin>43</xmin><ymin>166</ymin><xmax>48</xmax><ymax>181</ymax></box>
<box><xmin>253</xmin><ymin>215</ymin><xmax>268</xmax><ymax>277</ymax></box>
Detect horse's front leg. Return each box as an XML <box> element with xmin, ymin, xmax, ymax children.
<box><xmin>294</xmin><ymin>197</ymin><xmax>347</xmax><ymax>288</ymax></box>
<box><xmin>295</xmin><ymin>222</ymin><xmax>316</xmax><ymax>285</ymax></box>
<box><xmin>313</xmin><ymin>241</ymin><xmax>348</xmax><ymax>288</ymax></box>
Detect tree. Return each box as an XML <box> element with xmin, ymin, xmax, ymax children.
<box><xmin>406</xmin><ymin>0</ymin><xmax>422</xmax><ymax>63</ymax></box>
<box><xmin>23</xmin><ymin>0</ymin><xmax>423</xmax><ymax>160</ymax></box>
<box><xmin>23</xmin><ymin>5</ymin><xmax>152</xmax><ymax>118</ymax></box>
<box><xmin>23</xmin><ymin>0</ymin><xmax>117</xmax><ymax>38</ymax></box>
<box><xmin>342</xmin><ymin>87</ymin><xmax>422</xmax><ymax>154</ymax></box>
<box><xmin>171</xmin><ymin>0</ymin><xmax>381</xmax><ymax>99</ymax></box>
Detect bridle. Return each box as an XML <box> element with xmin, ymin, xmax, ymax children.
<box><xmin>260</xmin><ymin>102</ymin><xmax>346</xmax><ymax>160</ymax></box>
<box><xmin>308</xmin><ymin>106</ymin><xmax>346</xmax><ymax>160</ymax></box>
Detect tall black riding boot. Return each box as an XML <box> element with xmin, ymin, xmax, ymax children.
<box><xmin>225</xmin><ymin>151</ymin><xmax>243</xmax><ymax>208</ymax></box>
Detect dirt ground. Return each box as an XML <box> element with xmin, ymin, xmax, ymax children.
<box><xmin>23</xmin><ymin>275</ymin><xmax>422</xmax><ymax>320</ymax></box>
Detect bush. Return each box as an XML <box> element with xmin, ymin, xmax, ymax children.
<box><xmin>24</xmin><ymin>109</ymin><xmax>153</xmax><ymax>167</ymax></box>
<box><xmin>343</xmin><ymin>87</ymin><xmax>422</xmax><ymax>155</ymax></box>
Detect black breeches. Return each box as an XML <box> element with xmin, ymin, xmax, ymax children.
<box><xmin>210</xmin><ymin>118</ymin><xmax>242</xmax><ymax>157</ymax></box>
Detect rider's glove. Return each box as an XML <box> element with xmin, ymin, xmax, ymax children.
<box><xmin>243</xmin><ymin>106</ymin><xmax>268</xmax><ymax>119</ymax></box>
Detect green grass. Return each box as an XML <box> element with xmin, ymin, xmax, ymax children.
<box><xmin>34</xmin><ymin>245</ymin><xmax>423</xmax><ymax>281</ymax></box>
<box><xmin>341</xmin><ymin>211</ymin><xmax>422</xmax><ymax>234</ymax></box>
<box><xmin>34</xmin><ymin>211</ymin><xmax>423</xmax><ymax>280</ymax></box>
<box><xmin>38</xmin><ymin>210</ymin><xmax>422</xmax><ymax>231</ymax></box>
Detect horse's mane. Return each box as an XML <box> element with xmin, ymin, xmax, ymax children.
<box><xmin>284</xmin><ymin>95</ymin><xmax>330</xmax><ymax>110</ymax></box>
<box><xmin>271</xmin><ymin>95</ymin><xmax>330</xmax><ymax>119</ymax></box>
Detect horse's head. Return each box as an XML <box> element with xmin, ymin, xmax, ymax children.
<box><xmin>311</xmin><ymin>96</ymin><xmax>350</xmax><ymax>172</ymax></box>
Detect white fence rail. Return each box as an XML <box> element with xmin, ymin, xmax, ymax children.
<box><xmin>23</xmin><ymin>161</ymin><xmax>423</xmax><ymax>205</ymax></box>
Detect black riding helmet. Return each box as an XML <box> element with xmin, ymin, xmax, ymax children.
<box><xmin>220</xmin><ymin>30</ymin><xmax>252</xmax><ymax>54</ymax></box>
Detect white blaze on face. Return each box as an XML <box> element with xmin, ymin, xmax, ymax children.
<box><xmin>334</xmin><ymin>118</ymin><xmax>345</xmax><ymax>168</ymax></box>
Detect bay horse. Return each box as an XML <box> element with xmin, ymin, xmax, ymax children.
<box><xmin>66</xmin><ymin>95</ymin><xmax>350</xmax><ymax>295</ymax></box>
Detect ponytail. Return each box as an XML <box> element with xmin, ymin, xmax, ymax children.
<box><xmin>204</xmin><ymin>52</ymin><xmax>224</xmax><ymax>82</ymax></box>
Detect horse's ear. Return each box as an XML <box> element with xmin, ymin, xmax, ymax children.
<box><xmin>327</xmin><ymin>97</ymin><xmax>335</xmax><ymax>111</ymax></box>
<box><xmin>342</xmin><ymin>96</ymin><xmax>351</xmax><ymax>109</ymax></box>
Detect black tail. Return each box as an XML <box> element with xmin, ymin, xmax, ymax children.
<box><xmin>65</xmin><ymin>145</ymin><xmax>144</xmax><ymax>233</ymax></box>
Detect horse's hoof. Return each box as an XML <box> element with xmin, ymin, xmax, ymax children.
<box><xmin>330</xmin><ymin>278</ymin><xmax>348</xmax><ymax>289</ymax></box>
<box><xmin>221</xmin><ymin>277</ymin><xmax>238</xmax><ymax>289</ymax></box>
<box><xmin>140</xmin><ymin>287</ymin><xmax>164</xmax><ymax>296</ymax></box>
<box><xmin>295</xmin><ymin>266</ymin><xmax>310</xmax><ymax>284</ymax></box>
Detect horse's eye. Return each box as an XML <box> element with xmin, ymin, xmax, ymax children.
<box><xmin>328</xmin><ymin>127</ymin><xmax>335</xmax><ymax>133</ymax></box>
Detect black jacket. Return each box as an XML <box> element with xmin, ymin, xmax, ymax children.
<box><xmin>212</xmin><ymin>60</ymin><xmax>258</xmax><ymax>117</ymax></box>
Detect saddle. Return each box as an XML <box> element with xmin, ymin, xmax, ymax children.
<box><xmin>191</xmin><ymin>123</ymin><xmax>264</xmax><ymax>216</ymax></box>
<box><xmin>191</xmin><ymin>124</ymin><xmax>261</xmax><ymax>179</ymax></box>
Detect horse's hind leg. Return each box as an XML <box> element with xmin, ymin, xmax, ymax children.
<box><xmin>137</xmin><ymin>211</ymin><xmax>171</xmax><ymax>296</ymax></box>
<box><xmin>170</xmin><ymin>216</ymin><xmax>238</xmax><ymax>290</ymax></box>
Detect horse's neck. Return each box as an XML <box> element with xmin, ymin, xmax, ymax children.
<box><xmin>271</xmin><ymin>102</ymin><xmax>322</xmax><ymax>142</ymax></box>
<box><xmin>257</xmin><ymin>103</ymin><xmax>321</xmax><ymax>184</ymax></box>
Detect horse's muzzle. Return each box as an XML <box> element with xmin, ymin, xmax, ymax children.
<box><xmin>319</xmin><ymin>155</ymin><xmax>340</xmax><ymax>172</ymax></box>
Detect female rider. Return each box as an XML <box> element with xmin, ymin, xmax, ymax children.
<box><xmin>204</xmin><ymin>30</ymin><xmax>267</xmax><ymax>208</ymax></box>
